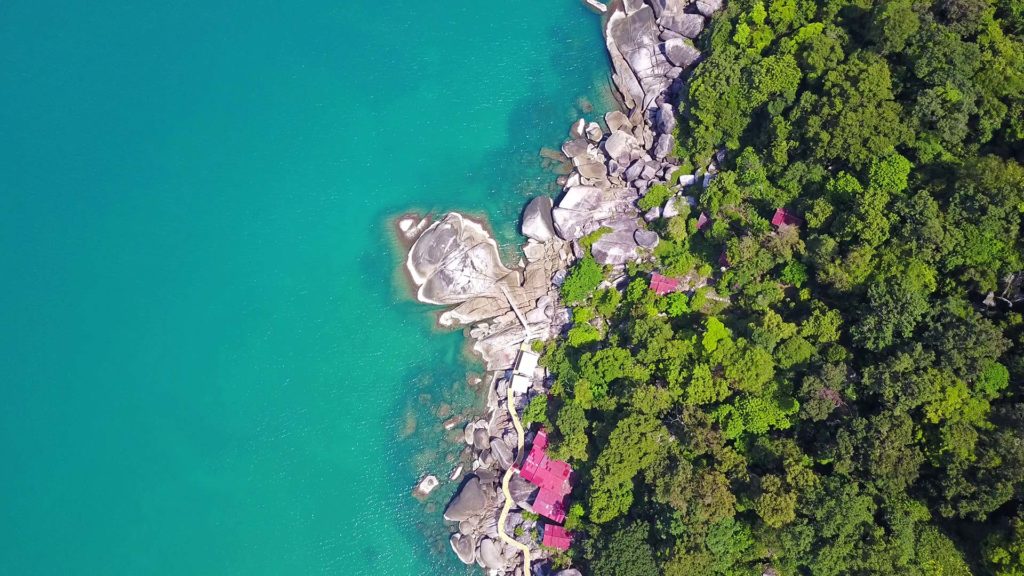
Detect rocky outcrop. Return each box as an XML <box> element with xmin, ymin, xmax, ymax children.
<box><xmin>407</xmin><ymin>213</ymin><xmax>513</xmax><ymax>305</ymax></box>
<box><xmin>445</xmin><ymin>476</ymin><xmax>490</xmax><ymax>522</ymax></box>
<box><xmin>521</xmin><ymin>196</ymin><xmax>556</xmax><ymax>243</ymax></box>
<box><xmin>662</xmin><ymin>37</ymin><xmax>701</xmax><ymax>68</ymax></box>
<box><xmin>697</xmin><ymin>0</ymin><xmax>724</xmax><ymax>16</ymax></box>
<box><xmin>661</xmin><ymin>12</ymin><xmax>704</xmax><ymax>37</ymax></box>
<box><xmin>451</xmin><ymin>533</ymin><xmax>477</xmax><ymax>564</ymax></box>
<box><xmin>591</xmin><ymin>217</ymin><xmax>642</xmax><ymax>265</ymax></box>
<box><xmin>606</xmin><ymin>6</ymin><xmax>671</xmax><ymax>114</ymax></box>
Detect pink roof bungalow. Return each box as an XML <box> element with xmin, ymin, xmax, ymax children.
<box><xmin>542</xmin><ymin>524</ymin><xmax>573</xmax><ymax>551</ymax></box>
<box><xmin>696</xmin><ymin>211</ymin><xmax>710</xmax><ymax>231</ymax></box>
<box><xmin>771</xmin><ymin>207</ymin><xmax>804</xmax><ymax>228</ymax></box>
<box><xmin>518</xmin><ymin>429</ymin><xmax>574</xmax><ymax>523</ymax></box>
<box><xmin>650</xmin><ymin>273</ymin><xmax>680</xmax><ymax>296</ymax></box>
<box><xmin>533</xmin><ymin>488</ymin><xmax>569</xmax><ymax>523</ymax></box>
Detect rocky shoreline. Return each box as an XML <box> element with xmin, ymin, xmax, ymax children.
<box><xmin>399</xmin><ymin>0</ymin><xmax>722</xmax><ymax>573</ymax></box>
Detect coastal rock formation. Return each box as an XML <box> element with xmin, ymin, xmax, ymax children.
<box><xmin>404</xmin><ymin>0</ymin><xmax>724</xmax><ymax>573</ymax></box>
<box><xmin>663</xmin><ymin>37</ymin><xmax>701</xmax><ymax>68</ymax></box>
<box><xmin>413</xmin><ymin>475</ymin><xmax>440</xmax><ymax>499</ymax></box>
<box><xmin>451</xmin><ymin>533</ymin><xmax>477</xmax><ymax>564</ymax></box>
<box><xmin>407</xmin><ymin>213</ymin><xmax>513</xmax><ymax>305</ymax></box>
<box><xmin>591</xmin><ymin>217</ymin><xmax>642</xmax><ymax>265</ymax></box>
<box><xmin>445</xmin><ymin>476</ymin><xmax>489</xmax><ymax>522</ymax></box>
<box><xmin>661</xmin><ymin>12</ymin><xmax>705</xmax><ymax>37</ymax></box>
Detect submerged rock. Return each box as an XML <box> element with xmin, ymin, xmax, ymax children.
<box><xmin>413</xmin><ymin>475</ymin><xmax>440</xmax><ymax>500</ymax></box>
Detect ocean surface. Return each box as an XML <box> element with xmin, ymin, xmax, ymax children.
<box><xmin>0</xmin><ymin>1</ymin><xmax>610</xmax><ymax>574</ymax></box>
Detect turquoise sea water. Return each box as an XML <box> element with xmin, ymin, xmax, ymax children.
<box><xmin>0</xmin><ymin>1</ymin><xmax>610</xmax><ymax>574</ymax></box>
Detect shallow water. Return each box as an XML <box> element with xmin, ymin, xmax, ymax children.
<box><xmin>0</xmin><ymin>1</ymin><xmax>609</xmax><ymax>574</ymax></box>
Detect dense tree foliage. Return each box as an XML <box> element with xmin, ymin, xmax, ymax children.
<box><xmin>538</xmin><ymin>0</ymin><xmax>1024</xmax><ymax>572</ymax></box>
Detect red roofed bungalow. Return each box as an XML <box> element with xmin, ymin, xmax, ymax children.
<box><xmin>518</xmin><ymin>429</ymin><xmax>574</xmax><ymax>523</ymax></box>
<box><xmin>533</xmin><ymin>487</ymin><xmax>569</xmax><ymax>523</ymax></box>
<box><xmin>542</xmin><ymin>524</ymin><xmax>573</xmax><ymax>551</ymax></box>
<box><xmin>771</xmin><ymin>207</ymin><xmax>804</xmax><ymax>228</ymax></box>
<box><xmin>650</xmin><ymin>273</ymin><xmax>680</xmax><ymax>296</ymax></box>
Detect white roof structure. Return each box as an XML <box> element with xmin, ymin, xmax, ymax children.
<box><xmin>510</xmin><ymin>374</ymin><xmax>532</xmax><ymax>395</ymax></box>
<box><xmin>514</xmin><ymin>344</ymin><xmax>540</xmax><ymax>377</ymax></box>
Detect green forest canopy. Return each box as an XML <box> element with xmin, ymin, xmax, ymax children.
<box><xmin>537</xmin><ymin>0</ymin><xmax>1024</xmax><ymax>573</ymax></box>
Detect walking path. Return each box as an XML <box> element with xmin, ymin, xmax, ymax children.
<box><xmin>496</xmin><ymin>386</ymin><xmax>531</xmax><ymax>575</ymax></box>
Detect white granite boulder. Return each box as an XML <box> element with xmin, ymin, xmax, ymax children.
<box><xmin>661</xmin><ymin>13</ymin><xmax>705</xmax><ymax>38</ymax></box>
<box><xmin>521</xmin><ymin>196</ymin><xmax>556</xmax><ymax>243</ymax></box>
<box><xmin>662</xmin><ymin>38</ymin><xmax>701</xmax><ymax>68</ymax></box>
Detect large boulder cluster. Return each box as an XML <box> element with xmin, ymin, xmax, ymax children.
<box><xmin>405</xmin><ymin>211</ymin><xmax>572</xmax><ymax>370</ymax></box>
<box><xmin>444</xmin><ymin>375</ymin><xmax>547</xmax><ymax>575</ymax></box>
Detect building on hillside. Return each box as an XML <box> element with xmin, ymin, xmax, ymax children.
<box><xmin>542</xmin><ymin>524</ymin><xmax>573</xmax><ymax>551</ymax></box>
<box><xmin>650</xmin><ymin>273</ymin><xmax>680</xmax><ymax>296</ymax></box>
<box><xmin>509</xmin><ymin>343</ymin><xmax>540</xmax><ymax>395</ymax></box>
<box><xmin>771</xmin><ymin>207</ymin><xmax>803</xmax><ymax>228</ymax></box>
<box><xmin>509</xmin><ymin>373</ymin><xmax>532</xmax><ymax>395</ymax></box>
<box><xmin>518</xmin><ymin>429</ymin><xmax>574</xmax><ymax>523</ymax></box>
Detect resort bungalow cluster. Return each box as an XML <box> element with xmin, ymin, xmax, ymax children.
<box><xmin>508</xmin><ymin>345</ymin><xmax>575</xmax><ymax>551</ymax></box>
<box><xmin>518</xmin><ymin>428</ymin><xmax>575</xmax><ymax>551</ymax></box>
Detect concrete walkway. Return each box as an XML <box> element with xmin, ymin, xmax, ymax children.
<box><xmin>496</xmin><ymin>388</ymin><xmax>531</xmax><ymax>575</ymax></box>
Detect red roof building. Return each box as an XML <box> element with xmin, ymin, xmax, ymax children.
<box><xmin>771</xmin><ymin>207</ymin><xmax>804</xmax><ymax>228</ymax></box>
<box><xmin>518</xmin><ymin>429</ymin><xmax>574</xmax><ymax>523</ymax></box>
<box><xmin>650</xmin><ymin>273</ymin><xmax>680</xmax><ymax>296</ymax></box>
<box><xmin>533</xmin><ymin>487</ymin><xmax>569</xmax><ymax>523</ymax></box>
<box><xmin>542</xmin><ymin>524</ymin><xmax>573</xmax><ymax>551</ymax></box>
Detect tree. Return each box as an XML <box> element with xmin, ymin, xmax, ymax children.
<box><xmin>851</xmin><ymin>273</ymin><xmax>931</xmax><ymax>351</ymax></box>
<box><xmin>591</xmin><ymin>522</ymin><xmax>659</xmax><ymax>576</ymax></box>
<box><xmin>562</xmin><ymin>256</ymin><xmax>605</xmax><ymax>304</ymax></box>
<box><xmin>869</xmin><ymin>0</ymin><xmax>921</xmax><ymax>54</ymax></box>
<box><xmin>552</xmin><ymin>401</ymin><xmax>589</xmax><ymax>462</ymax></box>
<box><xmin>755</xmin><ymin>474</ymin><xmax>798</xmax><ymax>527</ymax></box>
<box><xmin>702</xmin><ymin>316</ymin><xmax>732</xmax><ymax>353</ymax></box>
<box><xmin>687</xmin><ymin>362</ymin><xmax>731</xmax><ymax>405</ymax></box>
<box><xmin>985</xmin><ymin>516</ymin><xmax>1024</xmax><ymax>576</ymax></box>
<box><xmin>522</xmin><ymin>394</ymin><xmax>551</xmax><ymax>427</ymax></box>
<box><xmin>589</xmin><ymin>415</ymin><xmax>669</xmax><ymax>523</ymax></box>
<box><xmin>796</xmin><ymin>52</ymin><xmax>911</xmax><ymax>169</ymax></box>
